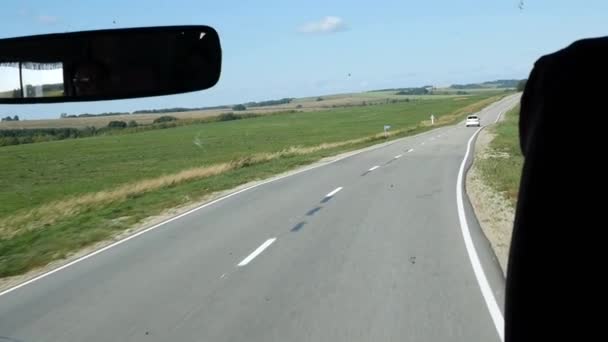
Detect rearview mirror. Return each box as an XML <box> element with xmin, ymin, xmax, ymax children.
<box><xmin>0</xmin><ymin>25</ymin><xmax>221</xmax><ymax>104</ymax></box>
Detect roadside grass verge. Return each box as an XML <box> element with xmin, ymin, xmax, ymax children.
<box><xmin>477</xmin><ymin>105</ymin><xmax>523</xmax><ymax>206</ymax></box>
<box><xmin>0</xmin><ymin>94</ymin><xmax>504</xmax><ymax>277</ymax></box>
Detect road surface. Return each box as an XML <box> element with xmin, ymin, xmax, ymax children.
<box><xmin>0</xmin><ymin>95</ymin><xmax>520</xmax><ymax>342</ymax></box>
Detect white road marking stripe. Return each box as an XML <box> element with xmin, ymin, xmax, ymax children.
<box><xmin>237</xmin><ymin>238</ymin><xmax>276</xmax><ymax>267</ymax></box>
<box><xmin>394</xmin><ymin>154</ymin><xmax>402</xmax><ymax>159</ymax></box>
<box><xmin>407</xmin><ymin>148</ymin><xmax>414</xmax><ymax>153</ymax></box>
<box><xmin>325</xmin><ymin>187</ymin><xmax>343</xmax><ymax>198</ymax></box>
<box><xmin>494</xmin><ymin>110</ymin><xmax>505</xmax><ymax>123</ymax></box>
<box><xmin>368</xmin><ymin>165</ymin><xmax>380</xmax><ymax>172</ymax></box>
<box><xmin>456</xmin><ymin>128</ymin><xmax>504</xmax><ymax>341</ymax></box>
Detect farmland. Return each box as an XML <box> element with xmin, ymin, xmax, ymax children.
<box><xmin>0</xmin><ymin>92</ymin><xmax>506</xmax><ymax>277</ymax></box>
<box><xmin>0</xmin><ymin>89</ymin><xmax>507</xmax><ymax>129</ymax></box>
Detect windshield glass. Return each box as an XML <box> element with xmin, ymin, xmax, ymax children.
<box><xmin>0</xmin><ymin>1</ymin><xmax>605</xmax><ymax>341</ymax></box>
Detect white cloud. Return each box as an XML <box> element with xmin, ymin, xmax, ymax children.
<box><xmin>298</xmin><ymin>16</ymin><xmax>347</xmax><ymax>34</ymax></box>
<box><xmin>37</xmin><ymin>15</ymin><xmax>59</xmax><ymax>24</ymax></box>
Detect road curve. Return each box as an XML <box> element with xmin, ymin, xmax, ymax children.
<box><xmin>0</xmin><ymin>95</ymin><xmax>520</xmax><ymax>342</ymax></box>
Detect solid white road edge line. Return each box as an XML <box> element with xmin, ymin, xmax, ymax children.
<box><xmin>368</xmin><ymin>165</ymin><xmax>380</xmax><ymax>172</ymax></box>
<box><xmin>456</xmin><ymin>127</ymin><xmax>504</xmax><ymax>341</ymax></box>
<box><xmin>494</xmin><ymin>110</ymin><xmax>505</xmax><ymax>124</ymax></box>
<box><xmin>237</xmin><ymin>238</ymin><xmax>276</xmax><ymax>267</ymax></box>
<box><xmin>325</xmin><ymin>186</ymin><xmax>343</xmax><ymax>198</ymax></box>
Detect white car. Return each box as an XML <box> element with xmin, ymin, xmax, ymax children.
<box><xmin>465</xmin><ymin>115</ymin><xmax>480</xmax><ymax>127</ymax></box>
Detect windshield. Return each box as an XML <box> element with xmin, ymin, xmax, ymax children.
<box><xmin>0</xmin><ymin>1</ymin><xmax>605</xmax><ymax>341</ymax></box>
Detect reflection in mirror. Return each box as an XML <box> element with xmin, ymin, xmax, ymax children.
<box><xmin>0</xmin><ymin>26</ymin><xmax>221</xmax><ymax>104</ymax></box>
<box><xmin>23</xmin><ymin>63</ymin><xmax>65</xmax><ymax>98</ymax></box>
<box><xmin>0</xmin><ymin>65</ymin><xmax>20</xmax><ymax>98</ymax></box>
<box><xmin>0</xmin><ymin>62</ymin><xmax>65</xmax><ymax>98</ymax></box>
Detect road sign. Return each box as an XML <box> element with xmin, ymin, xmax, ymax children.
<box><xmin>383</xmin><ymin>125</ymin><xmax>391</xmax><ymax>138</ymax></box>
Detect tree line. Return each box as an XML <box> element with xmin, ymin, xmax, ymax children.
<box><xmin>243</xmin><ymin>98</ymin><xmax>294</xmax><ymax>107</ymax></box>
<box><xmin>1</xmin><ymin>115</ymin><xmax>19</xmax><ymax>121</ymax></box>
<box><xmin>517</xmin><ymin>79</ymin><xmax>527</xmax><ymax>92</ymax></box>
<box><xmin>395</xmin><ymin>87</ymin><xmax>430</xmax><ymax>95</ymax></box>
<box><xmin>451</xmin><ymin>79</ymin><xmax>522</xmax><ymax>89</ymax></box>
<box><xmin>0</xmin><ymin>111</ymin><xmax>281</xmax><ymax>147</ymax></box>
<box><xmin>231</xmin><ymin>98</ymin><xmax>295</xmax><ymax>111</ymax></box>
<box><xmin>61</xmin><ymin>112</ymin><xmax>129</xmax><ymax>118</ymax></box>
<box><xmin>132</xmin><ymin>105</ymin><xmax>230</xmax><ymax>114</ymax></box>
<box><xmin>56</xmin><ymin>98</ymin><xmax>294</xmax><ymax>119</ymax></box>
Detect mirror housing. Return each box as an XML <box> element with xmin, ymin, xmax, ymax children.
<box><xmin>0</xmin><ymin>25</ymin><xmax>221</xmax><ymax>104</ymax></box>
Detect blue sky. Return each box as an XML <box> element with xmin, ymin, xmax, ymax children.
<box><xmin>1</xmin><ymin>0</ymin><xmax>607</xmax><ymax>119</ymax></box>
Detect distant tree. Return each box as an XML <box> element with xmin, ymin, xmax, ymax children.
<box><xmin>13</xmin><ymin>115</ymin><xmax>19</xmax><ymax>121</ymax></box>
<box><xmin>395</xmin><ymin>87</ymin><xmax>429</xmax><ymax>95</ymax></box>
<box><xmin>232</xmin><ymin>104</ymin><xmax>247</xmax><ymax>111</ymax></box>
<box><xmin>82</xmin><ymin>126</ymin><xmax>97</xmax><ymax>135</ymax></box>
<box><xmin>217</xmin><ymin>113</ymin><xmax>240</xmax><ymax>121</ymax></box>
<box><xmin>296</xmin><ymin>104</ymin><xmax>303</xmax><ymax>109</ymax></box>
<box><xmin>1</xmin><ymin>116</ymin><xmax>13</xmax><ymax>121</ymax></box>
<box><xmin>517</xmin><ymin>79</ymin><xmax>527</xmax><ymax>92</ymax></box>
<box><xmin>242</xmin><ymin>98</ymin><xmax>294</xmax><ymax>108</ymax></box>
<box><xmin>60</xmin><ymin>113</ymin><xmax>68</xmax><ymax>118</ymax></box>
<box><xmin>316</xmin><ymin>97</ymin><xmax>323</xmax><ymax>102</ymax></box>
<box><xmin>153</xmin><ymin>116</ymin><xmax>177</xmax><ymax>124</ymax></box>
<box><xmin>107</xmin><ymin>120</ymin><xmax>127</xmax><ymax>128</ymax></box>
<box><xmin>128</xmin><ymin>120</ymin><xmax>138</xmax><ymax>128</ymax></box>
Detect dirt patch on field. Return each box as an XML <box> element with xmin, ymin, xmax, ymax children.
<box><xmin>466</xmin><ymin>128</ymin><xmax>514</xmax><ymax>276</ymax></box>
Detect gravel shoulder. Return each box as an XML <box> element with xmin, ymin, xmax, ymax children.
<box><xmin>466</xmin><ymin>128</ymin><xmax>515</xmax><ymax>276</ymax></box>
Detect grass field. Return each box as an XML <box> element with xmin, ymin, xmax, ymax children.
<box><xmin>0</xmin><ymin>93</ymin><xmax>504</xmax><ymax>277</ymax></box>
<box><xmin>0</xmin><ymin>90</ymin><xmax>512</xmax><ymax>129</ymax></box>
<box><xmin>477</xmin><ymin>105</ymin><xmax>523</xmax><ymax>206</ymax></box>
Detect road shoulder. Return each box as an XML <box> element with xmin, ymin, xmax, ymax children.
<box><xmin>466</xmin><ymin>127</ymin><xmax>515</xmax><ymax>277</ymax></box>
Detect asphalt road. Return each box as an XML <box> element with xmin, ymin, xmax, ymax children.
<box><xmin>0</xmin><ymin>95</ymin><xmax>520</xmax><ymax>342</ymax></box>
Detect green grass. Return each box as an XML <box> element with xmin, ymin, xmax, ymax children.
<box><xmin>353</xmin><ymin>91</ymin><xmax>457</xmax><ymax>100</ymax></box>
<box><xmin>477</xmin><ymin>105</ymin><xmax>523</xmax><ymax>206</ymax></box>
<box><xmin>0</xmin><ymin>93</ymin><xmax>503</xmax><ymax>277</ymax></box>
